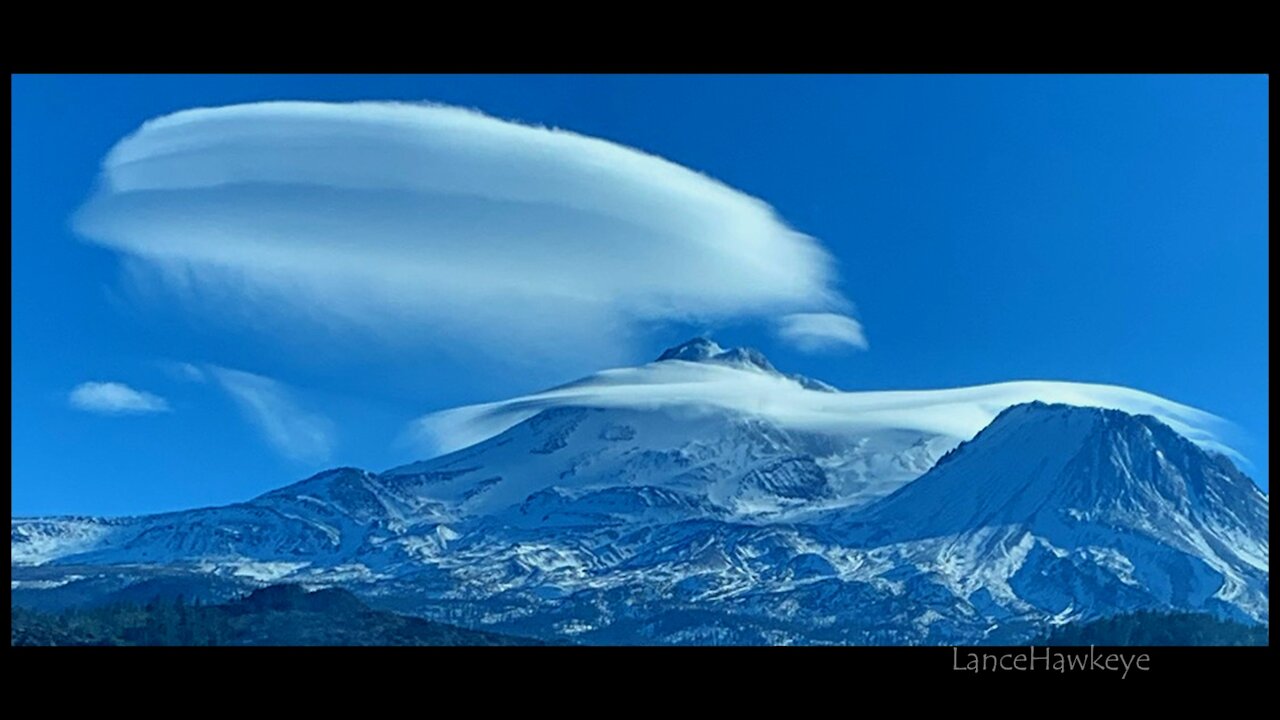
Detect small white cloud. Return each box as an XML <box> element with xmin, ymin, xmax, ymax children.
<box><xmin>777</xmin><ymin>312</ymin><xmax>868</xmax><ymax>352</ymax></box>
<box><xmin>208</xmin><ymin>366</ymin><xmax>333</xmax><ymax>462</ymax></box>
<box><xmin>72</xmin><ymin>101</ymin><xmax>851</xmax><ymax>371</ymax></box>
<box><xmin>68</xmin><ymin>382</ymin><xmax>170</xmax><ymax>415</ymax></box>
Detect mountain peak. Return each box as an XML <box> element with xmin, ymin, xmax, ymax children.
<box><xmin>990</xmin><ymin>400</ymin><xmax>1095</xmax><ymax>423</ymax></box>
<box><xmin>655</xmin><ymin>337</ymin><xmax>836</xmax><ymax>391</ymax></box>
<box><xmin>988</xmin><ymin>401</ymin><xmax>1175</xmax><ymax>439</ymax></box>
<box><xmin>866</xmin><ymin>400</ymin><xmax>1265</xmax><ymax>548</ymax></box>
<box><xmin>656</xmin><ymin>337</ymin><xmax>726</xmax><ymax>362</ymax></box>
<box><xmin>656</xmin><ymin>337</ymin><xmax>775</xmax><ymax>372</ymax></box>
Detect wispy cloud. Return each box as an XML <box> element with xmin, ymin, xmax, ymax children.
<box><xmin>68</xmin><ymin>382</ymin><xmax>170</xmax><ymax>415</ymax></box>
<box><xmin>72</xmin><ymin>101</ymin><xmax>851</xmax><ymax>371</ymax></box>
<box><xmin>159</xmin><ymin>360</ymin><xmax>208</xmax><ymax>383</ymax></box>
<box><xmin>777</xmin><ymin>312</ymin><xmax>868</xmax><ymax>352</ymax></box>
<box><xmin>208</xmin><ymin>366</ymin><xmax>333</xmax><ymax>463</ymax></box>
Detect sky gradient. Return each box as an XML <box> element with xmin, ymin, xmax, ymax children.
<box><xmin>10</xmin><ymin>74</ymin><xmax>1269</xmax><ymax>515</ymax></box>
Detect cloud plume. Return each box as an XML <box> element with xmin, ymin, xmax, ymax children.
<box><xmin>73</xmin><ymin>101</ymin><xmax>849</xmax><ymax>369</ymax></box>
<box><xmin>159</xmin><ymin>361</ymin><xmax>208</xmax><ymax>383</ymax></box>
<box><xmin>209</xmin><ymin>366</ymin><xmax>334</xmax><ymax>463</ymax></box>
<box><xmin>68</xmin><ymin>382</ymin><xmax>170</xmax><ymax>415</ymax></box>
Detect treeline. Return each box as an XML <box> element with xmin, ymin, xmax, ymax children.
<box><xmin>1037</xmin><ymin>610</ymin><xmax>1267</xmax><ymax>646</ymax></box>
<box><xmin>16</xmin><ymin>595</ymin><xmax>249</xmax><ymax>646</ymax></box>
<box><xmin>11</xmin><ymin>585</ymin><xmax>539</xmax><ymax>646</ymax></box>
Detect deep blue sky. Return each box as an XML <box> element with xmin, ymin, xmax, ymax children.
<box><xmin>11</xmin><ymin>74</ymin><xmax>1269</xmax><ymax>515</ymax></box>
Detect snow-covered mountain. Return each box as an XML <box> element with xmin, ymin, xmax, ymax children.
<box><xmin>11</xmin><ymin>340</ymin><xmax>1269</xmax><ymax>644</ymax></box>
<box><xmin>827</xmin><ymin>402</ymin><xmax>1269</xmax><ymax>625</ymax></box>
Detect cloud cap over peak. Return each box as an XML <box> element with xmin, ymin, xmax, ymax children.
<box><xmin>74</xmin><ymin>101</ymin><xmax>851</xmax><ymax>368</ymax></box>
<box><xmin>407</xmin><ymin>360</ymin><xmax>1242</xmax><ymax>467</ymax></box>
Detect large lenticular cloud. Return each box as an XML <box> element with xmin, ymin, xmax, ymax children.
<box><xmin>73</xmin><ymin>101</ymin><xmax>854</xmax><ymax>365</ymax></box>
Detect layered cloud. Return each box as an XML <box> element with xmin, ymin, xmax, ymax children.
<box><xmin>408</xmin><ymin>359</ymin><xmax>1242</xmax><ymax>463</ymax></box>
<box><xmin>208</xmin><ymin>367</ymin><xmax>334</xmax><ymax>463</ymax></box>
<box><xmin>777</xmin><ymin>312</ymin><xmax>868</xmax><ymax>351</ymax></box>
<box><xmin>68</xmin><ymin>382</ymin><xmax>170</xmax><ymax>415</ymax></box>
<box><xmin>72</xmin><ymin>101</ymin><xmax>848</xmax><ymax>368</ymax></box>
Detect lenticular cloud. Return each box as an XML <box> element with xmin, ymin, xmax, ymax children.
<box><xmin>73</xmin><ymin>101</ymin><xmax>845</xmax><ymax>364</ymax></box>
<box><xmin>777</xmin><ymin>312</ymin><xmax>869</xmax><ymax>351</ymax></box>
<box><xmin>409</xmin><ymin>361</ymin><xmax>1243</xmax><ymax>465</ymax></box>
